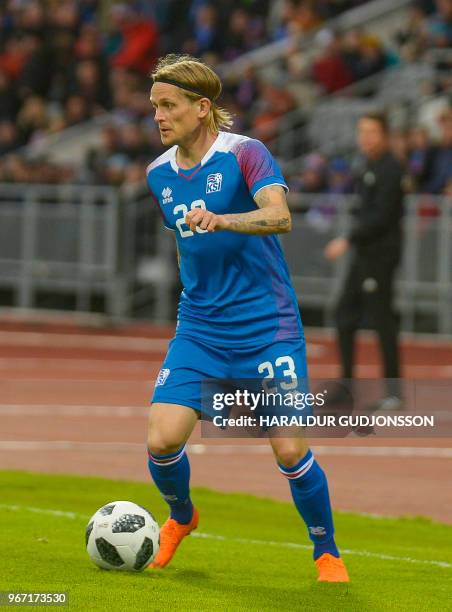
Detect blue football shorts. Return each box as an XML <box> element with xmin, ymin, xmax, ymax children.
<box><xmin>151</xmin><ymin>334</ymin><xmax>310</xmax><ymax>419</ymax></box>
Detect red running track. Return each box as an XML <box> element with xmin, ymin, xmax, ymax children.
<box><xmin>0</xmin><ymin>319</ymin><xmax>451</xmax><ymax>523</ymax></box>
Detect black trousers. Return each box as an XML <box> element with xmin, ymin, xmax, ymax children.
<box><xmin>335</xmin><ymin>252</ymin><xmax>401</xmax><ymax>396</ymax></box>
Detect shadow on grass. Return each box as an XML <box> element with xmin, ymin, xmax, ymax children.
<box><xmin>165</xmin><ymin>567</ymin><xmax>362</xmax><ymax>611</ymax></box>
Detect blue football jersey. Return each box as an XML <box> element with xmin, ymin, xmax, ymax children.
<box><xmin>146</xmin><ymin>131</ymin><xmax>303</xmax><ymax>347</ymax></box>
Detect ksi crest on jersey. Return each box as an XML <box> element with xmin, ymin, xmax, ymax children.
<box><xmin>206</xmin><ymin>173</ymin><xmax>222</xmax><ymax>194</ymax></box>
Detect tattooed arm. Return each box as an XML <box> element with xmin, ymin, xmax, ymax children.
<box><xmin>224</xmin><ymin>185</ymin><xmax>292</xmax><ymax>235</ymax></box>
<box><xmin>184</xmin><ymin>185</ymin><xmax>292</xmax><ymax>236</ymax></box>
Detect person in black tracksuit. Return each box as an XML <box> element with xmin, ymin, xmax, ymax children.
<box><xmin>325</xmin><ymin>112</ymin><xmax>404</xmax><ymax>407</ymax></box>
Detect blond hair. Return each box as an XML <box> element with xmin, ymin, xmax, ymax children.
<box><xmin>151</xmin><ymin>54</ymin><xmax>233</xmax><ymax>133</ymax></box>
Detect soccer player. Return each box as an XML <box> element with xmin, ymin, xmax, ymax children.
<box><xmin>145</xmin><ymin>54</ymin><xmax>349</xmax><ymax>582</ymax></box>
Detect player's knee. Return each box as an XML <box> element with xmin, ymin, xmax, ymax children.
<box><xmin>147</xmin><ymin>430</ymin><xmax>183</xmax><ymax>457</ymax></box>
<box><xmin>273</xmin><ymin>446</ymin><xmax>304</xmax><ymax>469</ymax></box>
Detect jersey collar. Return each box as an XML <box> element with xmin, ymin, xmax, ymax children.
<box><xmin>170</xmin><ymin>132</ymin><xmax>225</xmax><ymax>175</ymax></box>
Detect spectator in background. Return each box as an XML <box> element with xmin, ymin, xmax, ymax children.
<box><xmin>423</xmin><ymin>108</ymin><xmax>452</xmax><ymax>193</ymax></box>
<box><xmin>0</xmin><ymin>121</ymin><xmax>20</xmax><ymax>156</ymax></box>
<box><xmin>124</xmin><ymin>159</ymin><xmax>148</xmax><ymax>184</ymax></box>
<box><xmin>285</xmin><ymin>0</ymin><xmax>323</xmax><ymax>36</ymax></box>
<box><xmin>359</xmin><ymin>33</ymin><xmax>389</xmax><ymax>76</ymax></box>
<box><xmin>118</xmin><ymin>122</ymin><xmax>150</xmax><ymax>162</ymax></box>
<box><xmin>341</xmin><ymin>29</ymin><xmax>367</xmax><ymax>80</ymax></box>
<box><xmin>64</xmin><ymin>95</ymin><xmax>91</xmax><ymax>127</ymax></box>
<box><xmin>312</xmin><ymin>30</ymin><xmax>353</xmax><ymax>94</ymax></box>
<box><xmin>407</xmin><ymin>125</ymin><xmax>435</xmax><ymax>190</ymax></box>
<box><xmin>78</xmin><ymin>0</ymin><xmax>101</xmax><ymax>25</ymax></box>
<box><xmin>71</xmin><ymin>60</ymin><xmax>111</xmax><ymax>110</ymax></box>
<box><xmin>251</xmin><ymin>78</ymin><xmax>296</xmax><ymax>144</ymax></box>
<box><xmin>75</xmin><ymin>23</ymin><xmax>103</xmax><ymax>61</ymax></box>
<box><xmin>417</xmin><ymin>0</ymin><xmax>437</xmax><ymax>13</ymax></box>
<box><xmin>291</xmin><ymin>154</ymin><xmax>352</xmax><ymax>230</ymax></box>
<box><xmin>16</xmin><ymin>33</ymin><xmax>52</xmax><ymax>99</ymax></box>
<box><xmin>427</xmin><ymin>0</ymin><xmax>452</xmax><ymax>48</ymax></box>
<box><xmin>0</xmin><ymin>69</ymin><xmax>18</xmax><ymax>120</ymax></box>
<box><xmin>318</xmin><ymin>0</ymin><xmax>371</xmax><ymax>19</ymax></box>
<box><xmin>157</xmin><ymin>0</ymin><xmax>193</xmax><ymax>55</ymax></box>
<box><xmin>102</xmin><ymin>153</ymin><xmax>128</xmax><ymax>186</ymax></box>
<box><xmin>16</xmin><ymin>95</ymin><xmax>49</xmax><ymax>145</ymax></box>
<box><xmin>0</xmin><ymin>155</ymin><xmax>31</xmax><ymax>183</ymax></box>
<box><xmin>0</xmin><ymin>153</ymin><xmax>73</xmax><ymax>184</ymax></box>
<box><xmin>327</xmin><ymin>158</ymin><xmax>354</xmax><ymax>194</ymax></box>
<box><xmin>0</xmin><ymin>35</ymin><xmax>29</xmax><ymax>80</ymax></box>
<box><xmin>108</xmin><ymin>4</ymin><xmax>159</xmax><ymax>75</ymax></box>
<box><xmin>443</xmin><ymin>177</ymin><xmax>452</xmax><ymax>194</ymax></box>
<box><xmin>341</xmin><ymin>29</ymin><xmax>388</xmax><ymax>82</ymax></box>
<box><xmin>16</xmin><ymin>0</ymin><xmax>47</xmax><ymax>38</ymax></box>
<box><xmin>46</xmin><ymin>31</ymin><xmax>78</xmax><ymax>105</ymax></box>
<box><xmin>395</xmin><ymin>4</ymin><xmax>429</xmax><ymax>61</ymax></box>
<box><xmin>222</xmin><ymin>8</ymin><xmax>259</xmax><ymax>60</ymax></box>
<box><xmin>109</xmin><ymin>69</ymin><xmax>144</xmax><ymax>120</ymax></box>
<box><xmin>390</xmin><ymin>129</ymin><xmax>410</xmax><ymax>165</ymax></box>
<box><xmin>84</xmin><ymin>120</ymin><xmax>163</xmax><ymax>186</ymax></box>
<box><xmin>187</xmin><ymin>4</ymin><xmax>223</xmax><ymax>56</ymax></box>
<box><xmin>234</xmin><ymin>67</ymin><xmax>259</xmax><ymax>116</ymax></box>
<box><xmin>85</xmin><ymin>124</ymin><xmax>120</xmax><ymax>183</ymax></box>
<box><xmin>0</xmin><ymin>0</ymin><xmax>445</xmax><ymax>190</ymax></box>
<box><xmin>290</xmin><ymin>153</ymin><xmax>328</xmax><ymax>192</ymax></box>
<box><xmin>48</xmin><ymin>0</ymin><xmax>79</xmax><ymax>33</ymax></box>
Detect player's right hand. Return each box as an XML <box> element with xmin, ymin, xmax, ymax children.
<box><xmin>185</xmin><ymin>208</ymin><xmax>227</xmax><ymax>232</ymax></box>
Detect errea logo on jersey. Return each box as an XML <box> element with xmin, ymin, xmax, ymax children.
<box><xmin>162</xmin><ymin>187</ymin><xmax>173</xmax><ymax>204</ymax></box>
<box><xmin>206</xmin><ymin>173</ymin><xmax>222</xmax><ymax>194</ymax></box>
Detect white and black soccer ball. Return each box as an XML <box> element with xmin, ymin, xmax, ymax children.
<box><xmin>86</xmin><ymin>501</ymin><xmax>159</xmax><ymax>571</ymax></box>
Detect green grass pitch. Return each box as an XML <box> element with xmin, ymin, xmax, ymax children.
<box><xmin>1</xmin><ymin>471</ymin><xmax>451</xmax><ymax>611</ymax></box>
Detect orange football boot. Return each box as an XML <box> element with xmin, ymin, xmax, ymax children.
<box><xmin>150</xmin><ymin>508</ymin><xmax>199</xmax><ymax>569</ymax></box>
<box><xmin>315</xmin><ymin>553</ymin><xmax>350</xmax><ymax>582</ymax></box>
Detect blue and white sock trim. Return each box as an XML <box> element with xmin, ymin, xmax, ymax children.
<box><xmin>147</xmin><ymin>445</ymin><xmax>186</xmax><ymax>466</ymax></box>
<box><xmin>278</xmin><ymin>450</ymin><xmax>314</xmax><ymax>480</ymax></box>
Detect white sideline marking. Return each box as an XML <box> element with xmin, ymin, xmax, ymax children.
<box><xmin>0</xmin><ymin>358</ymin><xmax>162</xmax><ymax>371</ymax></box>
<box><xmin>0</xmin><ymin>503</ymin><xmax>85</xmax><ymax>520</ymax></box>
<box><xmin>309</xmin><ymin>364</ymin><xmax>452</xmax><ymax>377</ymax></box>
<box><xmin>0</xmin><ymin>331</ymin><xmax>170</xmax><ymax>352</ymax></box>
<box><xmin>191</xmin><ymin>533</ymin><xmax>452</xmax><ymax>570</ymax></box>
<box><xmin>0</xmin><ymin>405</ymin><xmax>149</xmax><ymax>417</ymax></box>
<box><xmin>190</xmin><ymin>445</ymin><xmax>452</xmax><ymax>458</ymax></box>
<box><xmin>0</xmin><ymin>503</ymin><xmax>450</xmax><ymax>570</ymax></box>
<box><xmin>0</xmin><ymin>441</ymin><xmax>144</xmax><ymax>451</ymax></box>
<box><xmin>3</xmin><ymin>363</ymin><xmax>451</xmax><ymax>377</ymax></box>
<box><xmin>3</xmin><ymin>326</ymin><xmax>452</xmax><ymax>351</ymax></box>
<box><xmin>2</xmin><ymin>360</ymin><xmax>451</xmax><ymax>378</ymax></box>
<box><xmin>2</xmin><ymin>329</ymin><xmax>451</xmax><ymax>374</ymax></box>
<box><xmin>313</xmin><ymin>446</ymin><xmax>452</xmax><ymax>458</ymax></box>
<box><xmin>0</xmin><ymin>440</ymin><xmax>452</xmax><ymax>458</ymax></box>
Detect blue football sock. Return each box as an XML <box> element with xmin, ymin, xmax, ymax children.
<box><xmin>147</xmin><ymin>445</ymin><xmax>193</xmax><ymax>524</ymax></box>
<box><xmin>278</xmin><ymin>449</ymin><xmax>339</xmax><ymax>560</ymax></box>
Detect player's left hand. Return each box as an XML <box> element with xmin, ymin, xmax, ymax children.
<box><xmin>185</xmin><ymin>208</ymin><xmax>227</xmax><ymax>232</ymax></box>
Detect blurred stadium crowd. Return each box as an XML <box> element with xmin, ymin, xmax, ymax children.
<box><xmin>0</xmin><ymin>0</ymin><xmax>451</xmax><ymax>194</ymax></box>
<box><xmin>290</xmin><ymin>108</ymin><xmax>452</xmax><ymax>197</ymax></box>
